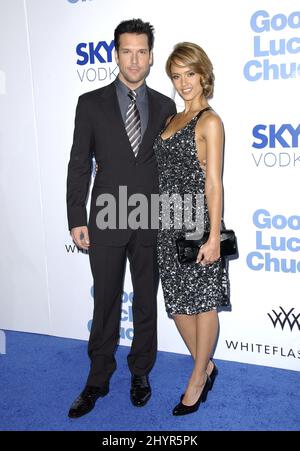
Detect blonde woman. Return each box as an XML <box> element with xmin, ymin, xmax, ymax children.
<box><xmin>153</xmin><ymin>42</ymin><xmax>230</xmax><ymax>416</ymax></box>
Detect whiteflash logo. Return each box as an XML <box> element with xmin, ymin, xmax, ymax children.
<box><xmin>268</xmin><ymin>306</ymin><xmax>300</xmax><ymax>331</ymax></box>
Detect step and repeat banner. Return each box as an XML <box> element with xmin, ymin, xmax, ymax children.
<box><xmin>0</xmin><ymin>0</ymin><xmax>299</xmax><ymax>370</ymax></box>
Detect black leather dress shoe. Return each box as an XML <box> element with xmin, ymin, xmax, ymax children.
<box><xmin>172</xmin><ymin>375</ymin><xmax>211</xmax><ymax>416</ymax></box>
<box><xmin>130</xmin><ymin>375</ymin><xmax>151</xmax><ymax>407</ymax></box>
<box><xmin>68</xmin><ymin>384</ymin><xmax>109</xmax><ymax>418</ymax></box>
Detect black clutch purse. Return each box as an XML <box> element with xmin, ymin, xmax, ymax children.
<box><xmin>176</xmin><ymin>229</ymin><xmax>237</xmax><ymax>264</ymax></box>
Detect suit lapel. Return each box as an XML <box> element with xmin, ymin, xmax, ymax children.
<box><xmin>136</xmin><ymin>88</ymin><xmax>161</xmax><ymax>160</ymax></box>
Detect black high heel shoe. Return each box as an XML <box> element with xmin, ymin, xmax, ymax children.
<box><xmin>179</xmin><ymin>362</ymin><xmax>218</xmax><ymax>400</ymax></box>
<box><xmin>172</xmin><ymin>375</ymin><xmax>212</xmax><ymax>416</ymax></box>
<box><xmin>208</xmin><ymin>361</ymin><xmax>218</xmax><ymax>391</ymax></box>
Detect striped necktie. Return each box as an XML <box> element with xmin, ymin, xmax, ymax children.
<box><xmin>125</xmin><ymin>90</ymin><xmax>141</xmax><ymax>157</ymax></box>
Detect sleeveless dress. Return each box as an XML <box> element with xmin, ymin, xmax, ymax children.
<box><xmin>153</xmin><ymin>108</ymin><xmax>230</xmax><ymax>315</ymax></box>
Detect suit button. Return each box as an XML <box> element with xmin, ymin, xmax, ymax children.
<box><xmin>134</xmin><ymin>162</ymin><xmax>138</xmax><ymax>166</ymax></box>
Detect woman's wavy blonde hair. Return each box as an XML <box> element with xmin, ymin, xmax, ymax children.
<box><xmin>166</xmin><ymin>42</ymin><xmax>215</xmax><ymax>99</ymax></box>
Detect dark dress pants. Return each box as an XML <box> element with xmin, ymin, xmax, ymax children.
<box><xmin>86</xmin><ymin>231</ymin><xmax>159</xmax><ymax>387</ymax></box>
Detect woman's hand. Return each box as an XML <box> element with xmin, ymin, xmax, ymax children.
<box><xmin>196</xmin><ymin>238</ymin><xmax>220</xmax><ymax>265</ymax></box>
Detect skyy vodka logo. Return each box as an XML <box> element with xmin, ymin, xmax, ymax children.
<box><xmin>75</xmin><ymin>40</ymin><xmax>117</xmax><ymax>83</ymax></box>
<box><xmin>251</xmin><ymin>122</ymin><xmax>300</xmax><ymax>168</ymax></box>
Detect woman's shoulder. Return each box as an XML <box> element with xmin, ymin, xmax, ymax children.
<box><xmin>203</xmin><ymin>108</ymin><xmax>222</xmax><ymax>122</ymax></box>
<box><xmin>198</xmin><ymin>108</ymin><xmax>223</xmax><ymax>130</ymax></box>
<box><xmin>195</xmin><ymin>108</ymin><xmax>224</xmax><ymax>141</ymax></box>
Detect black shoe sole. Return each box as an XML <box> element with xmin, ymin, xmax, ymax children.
<box><xmin>130</xmin><ymin>393</ymin><xmax>151</xmax><ymax>407</ymax></box>
<box><xmin>68</xmin><ymin>405</ymin><xmax>94</xmax><ymax>419</ymax></box>
<box><xmin>68</xmin><ymin>389</ymin><xmax>109</xmax><ymax>418</ymax></box>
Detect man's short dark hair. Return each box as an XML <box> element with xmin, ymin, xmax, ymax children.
<box><xmin>114</xmin><ymin>19</ymin><xmax>155</xmax><ymax>52</ymax></box>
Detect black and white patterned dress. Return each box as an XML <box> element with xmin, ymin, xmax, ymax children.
<box><xmin>153</xmin><ymin>108</ymin><xmax>230</xmax><ymax>315</ymax></box>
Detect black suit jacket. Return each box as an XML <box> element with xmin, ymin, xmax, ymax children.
<box><xmin>67</xmin><ymin>82</ymin><xmax>176</xmax><ymax>245</ymax></box>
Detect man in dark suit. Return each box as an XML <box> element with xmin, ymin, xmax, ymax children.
<box><xmin>66</xmin><ymin>19</ymin><xmax>176</xmax><ymax>418</ymax></box>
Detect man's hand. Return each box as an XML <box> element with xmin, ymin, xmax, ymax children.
<box><xmin>71</xmin><ymin>226</ymin><xmax>90</xmax><ymax>250</ymax></box>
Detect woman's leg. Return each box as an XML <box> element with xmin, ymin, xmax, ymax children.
<box><xmin>173</xmin><ymin>314</ymin><xmax>216</xmax><ymax>374</ymax></box>
<box><xmin>173</xmin><ymin>314</ymin><xmax>197</xmax><ymax>357</ymax></box>
<box><xmin>181</xmin><ymin>309</ymin><xmax>219</xmax><ymax>405</ymax></box>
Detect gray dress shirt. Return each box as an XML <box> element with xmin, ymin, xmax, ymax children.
<box><xmin>114</xmin><ymin>77</ymin><xmax>149</xmax><ymax>137</ymax></box>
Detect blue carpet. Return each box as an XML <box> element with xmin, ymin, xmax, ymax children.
<box><xmin>0</xmin><ymin>330</ymin><xmax>299</xmax><ymax>431</ymax></box>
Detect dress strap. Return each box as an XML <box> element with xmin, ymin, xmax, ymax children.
<box><xmin>194</xmin><ymin>106</ymin><xmax>212</xmax><ymax>121</ymax></box>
